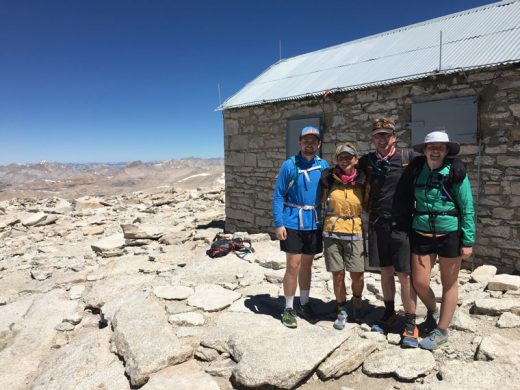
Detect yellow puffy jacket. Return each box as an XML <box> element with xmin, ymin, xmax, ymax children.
<box><xmin>321</xmin><ymin>169</ymin><xmax>365</xmax><ymax>235</ymax></box>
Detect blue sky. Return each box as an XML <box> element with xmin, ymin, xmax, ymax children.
<box><xmin>0</xmin><ymin>0</ymin><xmax>496</xmax><ymax>164</ymax></box>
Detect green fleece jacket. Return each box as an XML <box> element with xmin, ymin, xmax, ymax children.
<box><xmin>412</xmin><ymin>160</ymin><xmax>475</xmax><ymax>247</ymax></box>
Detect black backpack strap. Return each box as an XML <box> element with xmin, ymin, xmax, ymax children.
<box><xmin>447</xmin><ymin>157</ymin><xmax>467</xmax><ymax>185</ymax></box>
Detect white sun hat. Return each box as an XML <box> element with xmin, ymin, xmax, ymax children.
<box><xmin>413</xmin><ymin>131</ymin><xmax>460</xmax><ymax>156</ymax></box>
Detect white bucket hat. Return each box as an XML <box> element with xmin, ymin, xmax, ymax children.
<box><xmin>413</xmin><ymin>131</ymin><xmax>460</xmax><ymax>156</ymax></box>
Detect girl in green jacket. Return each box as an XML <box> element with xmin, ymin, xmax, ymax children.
<box><xmin>409</xmin><ymin>131</ymin><xmax>475</xmax><ymax>351</ymax></box>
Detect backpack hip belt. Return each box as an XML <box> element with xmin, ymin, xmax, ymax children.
<box><xmin>284</xmin><ymin>202</ymin><xmax>318</xmax><ymax>229</ymax></box>
<box><xmin>413</xmin><ymin>209</ymin><xmax>459</xmax><ymax>217</ymax></box>
<box><xmin>325</xmin><ymin>214</ymin><xmax>361</xmax><ymax>231</ymax></box>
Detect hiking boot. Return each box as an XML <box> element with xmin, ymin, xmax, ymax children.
<box><xmin>371</xmin><ymin>311</ymin><xmax>397</xmax><ymax>334</ymax></box>
<box><xmin>281</xmin><ymin>308</ymin><xmax>297</xmax><ymax>329</ymax></box>
<box><xmin>417</xmin><ymin>310</ymin><xmax>439</xmax><ymax>336</ymax></box>
<box><xmin>419</xmin><ymin>328</ymin><xmax>449</xmax><ymax>350</ymax></box>
<box><xmin>350</xmin><ymin>296</ymin><xmax>363</xmax><ymax>322</ymax></box>
<box><xmin>298</xmin><ymin>303</ymin><xmax>319</xmax><ymax>324</ymax></box>
<box><xmin>333</xmin><ymin>310</ymin><xmax>348</xmax><ymax>330</ymax></box>
<box><xmin>401</xmin><ymin>323</ymin><xmax>419</xmax><ymax>348</ymax></box>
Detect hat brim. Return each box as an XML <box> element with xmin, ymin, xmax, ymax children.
<box><xmin>413</xmin><ymin>142</ymin><xmax>460</xmax><ymax>156</ymax></box>
<box><xmin>300</xmin><ymin>134</ymin><xmax>321</xmax><ymax>141</ymax></box>
<box><xmin>371</xmin><ymin>129</ymin><xmax>395</xmax><ymax>136</ymax></box>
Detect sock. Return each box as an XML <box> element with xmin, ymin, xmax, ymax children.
<box><xmin>337</xmin><ymin>301</ymin><xmax>347</xmax><ymax>312</ymax></box>
<box><xmin>299</xmin><ymin>290</ymin><xmax>310</xmax><ymax>306</ymax></box>
<box><xmin>404</xmin><ymin>312</ymin><xmax>417</xmax><ymax>328</ymax></box>
<box><xmin>285</xmin><ymin>295</ymin><xmax>294</xmax><ymax>309</ymax></box>
<box><xmin>437</xmin><ymin>328</ymin><xmax>448</xmax><ymax>336</ymax></box>
<box><xmin>427</xmin><ymin>308</ymin><xmax>440</xmax><ymax>322</ymax></box>
<box><xmin>384</xmin><ymin>300</ymin><xmax>395</xmax><ymax>315</ymax></box>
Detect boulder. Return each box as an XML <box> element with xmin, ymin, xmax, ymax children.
<box><xmin>169</xmin><ymin>312</ymin><xmax>205</xmax><ymax>326</ymax></box>
<box><xmin>153</xmin><ymin>285</ymin><xmax>194</xmax><ymax>300</ymax></box>
<box><xmin>121</xmin><ymin>224</ymin><xmax>164</xmax><ymax>240</ymax></box>
<box><xmin>187</xmin><ymin>284</ymin><xmax>241</xmax><ymax>312</ymax></box>
<box><xmin>473</xmin><ymin>298</ymin><xmax>520</xmax><ymax>316</ymax></box>
<box><xmin>111</xmin><ymin>295</ymin><xmax>192</xmax><ymax>386</ymax></box>
<box><xmin>470</xmin><ymin>265</ymin><xmax>497</xmax><ymax>283</ymax></box>
<box><xmin>141</xmin><ymin>360</ymin><xmax>219</xmax><ymax>390</ymax></box>
<box><xmin>430</xmin><ymin>361</ymin><xmax>520</xmax><ymax>389</ymax></box>
<box><xmin>90</xmin><ymin>233</ymin><xmax>125</xmax><ymax>254</ymax></box>
<box><xmin>362</xmin><ymin>348</ymin><xmax>436</xmax><ymax>380</ymax></box>
<box><xmin>0</xmin><ymin>290</ymin><xmax>77</xmax><ymax>390</ymax></box>
<box><xmin>32</xmin><ymin>328</ymin><xmax>129</xmax><ymax>390</ymax></box>
<box><xmin>487</xmin><ymin>274</ymin><xmax>520</xmax><ymax>291</ymax></box>
<box><xmin>201</xmin><ymin>311</ymin><xmax>352</xmax><ymax>389</ymax></box>
<box><xmin>317</xmin><ymin>332</ymin><xmax>377</xmax><ymax>379</ymax></box>
<box><xmin>476</xmin><ymin>333</ymin><xmax>520</xmax><ymax>364</ymax></box>
<box><xmin>496</xmin><ymin>312</ymin><xmax>520</xmax><ymax>328</ymax></box>
<box><xmin>22</xmin><ymin>212</ymin><xmax>47</xmax><ymax>226</ymax></box>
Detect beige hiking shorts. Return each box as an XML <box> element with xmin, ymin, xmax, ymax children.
<box><xmin>323</xmin><ymin>237</ymin><xmax>365</xmax><ymax>273</ymax></box>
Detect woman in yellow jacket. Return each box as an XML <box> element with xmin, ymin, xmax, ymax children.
<box><xmin>320</xmin><ymin>142</ymin><xmax>366</xmax><ymax>330</ymax></box>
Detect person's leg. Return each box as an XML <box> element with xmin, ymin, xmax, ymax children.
<box><xmin>332</xmin><ymin>269</ymin><xmax>348</xmax><ymax>330</ymax></box>
<box><xmin>332</xmin><ymin>270</ymin><xmax>347</xmax><ymax>303</ymax></box>
<box><xmin>397</xmin><ymin>272</ymin><xmax>416</xmax><ymax>315</ymax></box>
<box><xmin>283</xmin><ymin>252</ymin><xmax>302</xmax><ymax>299</ymax></box>
<box><xmin>350</xmin><ymin>272</ymin><xmax>364</xmax><ymax>298</ymax></box>
<box><xmin>411</xmin><ymin>253</ymin><xmax>437</xmax><ymax>311</ymax></box>
<box><xmin>298</xmin><ymin>254</ymin><xmax>314</xmax><ymax>292</ymax></box>
<box><xmin>282</xmin><ymin>252</ymin><xmax>301</xmax><ymax>328</ymax></box>
<box><xmin>437</xmin><ymin>256</ymin><xmax>462</xmax><ymax>330</ymax></box>
<box><xmin>398</xmin><ymin>271</ymin><xmax>420</xmax><ymax>348</ymax></box>
<box><xmin>380</xmin><ymin>265</ymin><xmax>396</xmax><ymax>300</ymax></box>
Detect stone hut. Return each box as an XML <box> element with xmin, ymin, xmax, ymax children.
<box><xmin>220</xmin><ymin>1</ymin><xmax>520</xmax><ymax>272</ymax></box>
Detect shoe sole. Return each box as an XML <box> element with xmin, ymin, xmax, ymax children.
<box><xmin>401</xmin><ymin>338</ymin><xmax>419</xmax><ymax>348</ymax></box>
<box><xmin>282</xmin><ymin>322</ymin><xmax>297</xmax><ymax>329</ymax></box>
<box><xmin>419</xmin><ymin>341</ymin><xmax>449</xmax><ymax>350</ymax></box>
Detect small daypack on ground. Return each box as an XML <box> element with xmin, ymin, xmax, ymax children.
<box><xmin>206</xmin><ymin>234</ymin><xmax>255</xmax><ymax>259</ymax></box>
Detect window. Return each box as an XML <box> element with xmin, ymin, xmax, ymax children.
<box><xmin>408</xmin><ymin>96</ymin><xmax>478</xmax><ymax>145</ymax></box>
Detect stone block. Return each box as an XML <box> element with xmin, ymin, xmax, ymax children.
<box><xmin>492</xmin><ymin>208</ymin><xmax>514</xmax><ymax>219</ymax></box>
<box><xmin>510</xmin><ymin>103</ymin><xmax>520</xmax><ymax>117</ymax></box>
<box><xmin>244</xmin><ymin>154</ymin><xmax>256</xmax><ymax>167</ymax></box>
<box><xmin>459</xmin><ymin>145</ymin><xmax>480</xmax><ymax>155</ymax></box>
<box><xmin>227</xmin><ymin>152</ymin><xmax>245</xmax><ymax>166</ymax></box>
<box><xmin>229</xmin><ymin>135</ymin><xmax>249</xmax><ymax>150</ymax></box>
<box><xmin>487</xmin><ymin>274</ymin><xmax>520</xmax><ymax>291</ymax></box>
<box><xmin>224</xmin><ymin>119</ymin><xmax>240</xmax><ymax>135</ymax></box>
<box><xmin>485</xmin><ymin>145</ymin><xmax>508</xmax><ymax>154</ymax></box>
<box><xmin>498</xmin><ymin>156</ymin><xmax>520</xmax><ymax>167</ymax></box>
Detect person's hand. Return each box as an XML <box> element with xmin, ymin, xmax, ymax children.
<box><xmin>275</xmin><ymin>226</ymin><xmax>287</xmax><ymax>240</ymax></box>
<box><xmin>460</xmin><ymin>246</ymin><xmax>473</xmax><ymax>260</ymax></box>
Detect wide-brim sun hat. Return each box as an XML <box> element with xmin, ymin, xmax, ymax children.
<box><xmin>413</xmin><ymin>131</ymin><xmax>460</xmax><ymax>156</ymax></box>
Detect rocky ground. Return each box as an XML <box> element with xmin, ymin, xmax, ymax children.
<box><xmin>1</xmin><ymin>185</ymin><xmax>520</xmax><ymax>389</ymax></box>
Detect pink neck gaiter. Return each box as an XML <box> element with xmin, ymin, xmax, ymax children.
<box><xmin>335</xmin><ymin>166</ymin><xmax>357</xmax><ymax>185</ymax></box>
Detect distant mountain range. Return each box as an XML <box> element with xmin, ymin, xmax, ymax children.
<box><xmin>0</xmin><ymin>158</ymin><xmax>224</xmax><ymax>200</ymax></box>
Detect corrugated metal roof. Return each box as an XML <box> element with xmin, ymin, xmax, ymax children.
<box><xmin>220</xmin><ymin>0</ymin><xmax>520</xmax><ymax>110</ymax></box>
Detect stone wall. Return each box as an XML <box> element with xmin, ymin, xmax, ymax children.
<box><xmin>223</xmin><ymin>65</ymin><xmax>520</xmax><ymax>272</ymax></box>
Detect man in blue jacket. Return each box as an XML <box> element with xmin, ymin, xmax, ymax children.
<box><xmin>272</xmin><ymin>126</ymin><xmax>328</xmax><ymax>328</ymax></box>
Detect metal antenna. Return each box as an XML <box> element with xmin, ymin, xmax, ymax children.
<box><xmin>217</xmin><ymin>82</ymin><xmax>222</xmax><ymax>106</ymax></box>
<box><xmin>439</xmin><ymin>30</ymin><xmax>443</xmax><ymax>71</ymax></box>
<box><xmin>279</xmin><ymin>39</ymin><xmax>282</xmax><ymax>62</ymax></box>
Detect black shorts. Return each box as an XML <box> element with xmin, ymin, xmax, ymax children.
<box><xmin>368</xmin><ymin>221</ymin><xmax>411</xmax><ymax>273</ymax></box>
<box><xmin>280</xmin><ymin>228</ymin><xmax>323</xmax><ymax>255</ymax></box>
<box><xmin>411</xmin><ymin>230</ymin><xmax>461</xmax><ymax>259</ymax></box>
